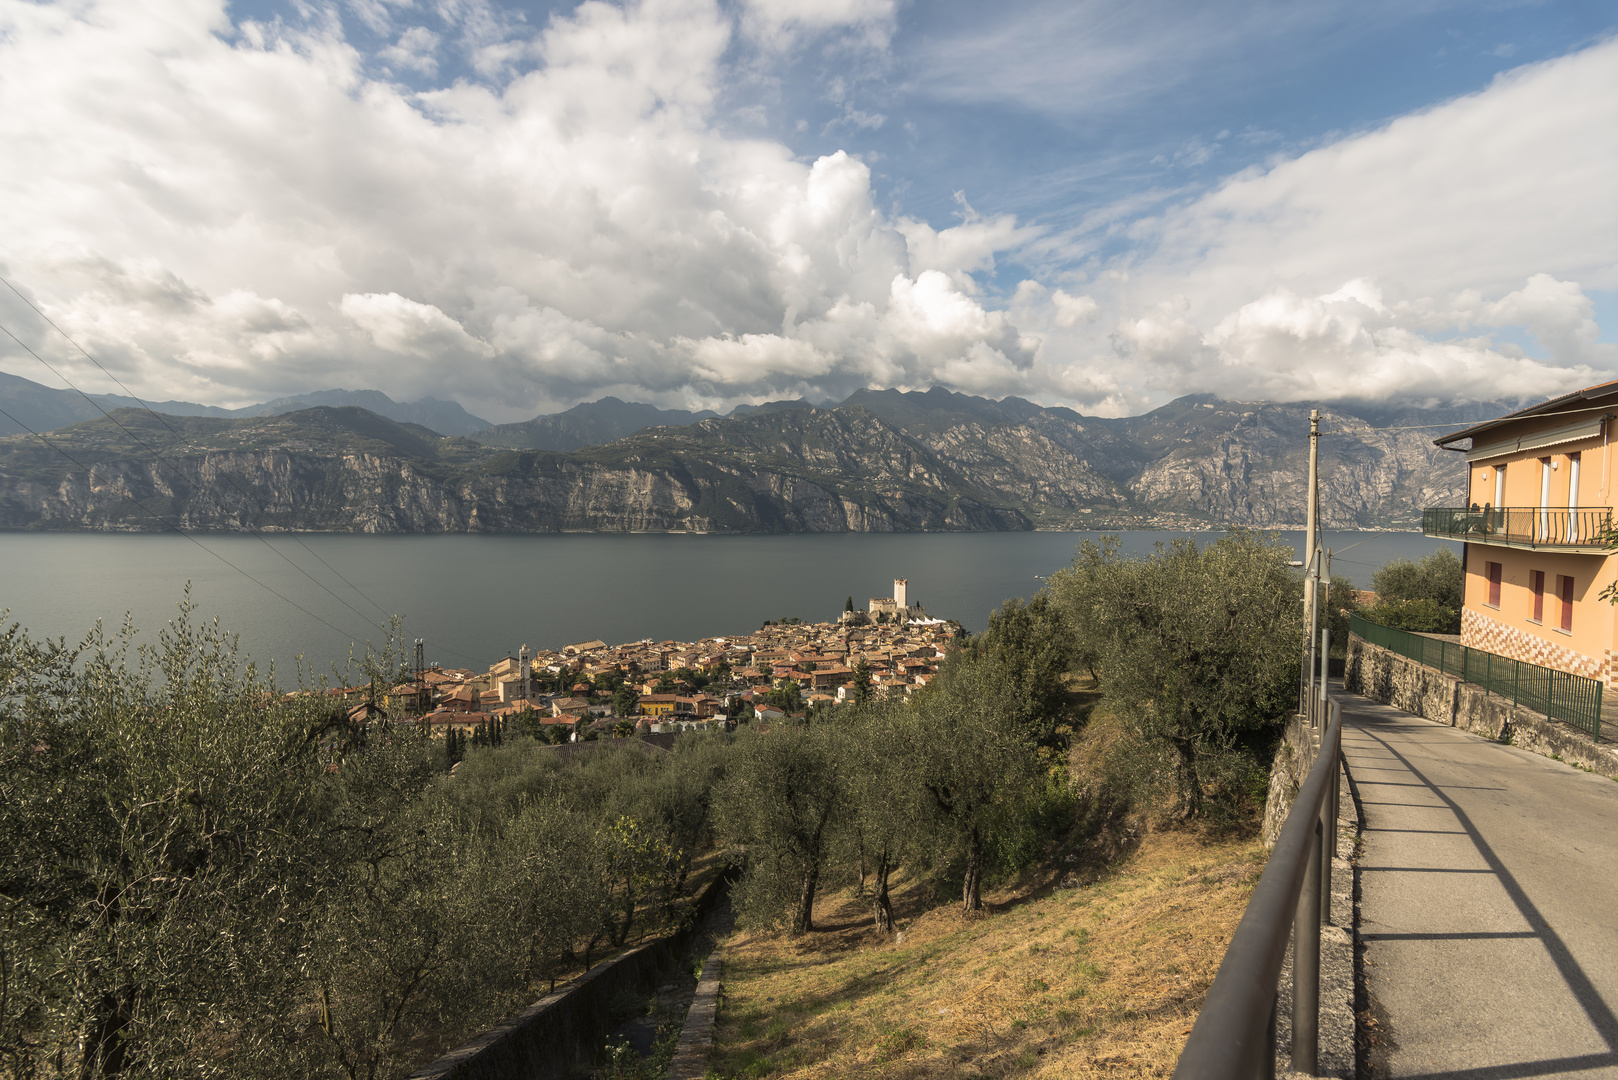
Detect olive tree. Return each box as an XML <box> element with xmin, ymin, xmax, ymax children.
<box><xmin>908</xmin><ymin>652</ymin><xmax>1046</xmax><ymax>914</ymax></box>
<box><xmin>838</xmin><ymin>703</ymin><xmax>926</xmax><ymax>932</ymax></box>
<box><xmin>1067</xmin><ymin>531</ymin><xmax>1301</xmax><ymax>818</ymax></box>
<box><xmin>972</xmin><ymin>595</ymin><xmax>1075</xmax><ymax>745</ymax></box>
<box><xmin>0</xmin><ymin>607</ymin><xmax>338</xmax><ymax>1080</ymax></box>
<box><xmin>715</xmin><ymin>727</ymin><xmax>843</xmax><ymax>933</ymax></box>
<box><xmin>1367</xmin><ymin>548</ymin><xmax>1463</xmax><ymax>633</ymax></box>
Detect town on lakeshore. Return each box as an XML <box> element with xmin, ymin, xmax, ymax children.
<box><xmin>333</xmin><ymin>577</ymin><xmax>961</xmax><ymax>740</ymax></box>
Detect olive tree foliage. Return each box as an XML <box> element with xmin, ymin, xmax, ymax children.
<box><xmin>1042</xmin><ymin>541</ymin><xmax>1117</xmax><ymax>682</ymax></box>
<box><xmin>299</xmin><ymin>731</ymin><xmax>515</xmax><ymax>1080</ymax></box>
<box><xmin>1324</xmin><ymin>573</ymin><xmax>1361</xmax><ymax>655</ymax></box>
<box><xmin>833</xmin><ymin>703</ymin><xmax>926</xmax><ymax>933</ymax></box>
<box><xmin>0</xmin><ymin>606</ymin><xmax>340</xmax><ymax>1080</ymax></box>
<box><xmin>1047</xmin><ymin>531</ymin><xmax>1302</xmax><ymax>819</ymax></box>
<box><xmin>1371</xmin><ymin>548</ymin><xmax>1463</xmax><ymax>609</ymax></box>
<box><xmin>970</xmin><ymin>595</ymin><xmax>1076</xmax><ymax>745</ymax></box>
<box><xmin>0</xmin><ymin>604</ymin><xmax>734</xmax><ymax>1080</ymax></box>
<box><xmin>1366</xmin><ymin>548</ymin><xmax>1463</xmax><ymax>633</ymax></box>
<box><xmin>908</xmin><ymin>652</ymin><xmax>1047</xmax><ymax>913</ymax></box>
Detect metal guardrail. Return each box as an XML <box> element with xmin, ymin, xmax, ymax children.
<box><xmin>1351</xmin><ymin>614</ymin><xmax>1602</xmax><ymax>739</ymax></box>
<box><xmin>1422</xmin><ymin>506</ymin><xmax>1612</xmax><ymax>549</ymax></box>
<box><xmin>1173</xmin><ymin>699</ymin><xmax>1342</xmax><ymax>1079</ymax></box>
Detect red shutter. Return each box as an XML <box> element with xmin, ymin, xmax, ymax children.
<box><xmin>1487</xmin><ymin>562</ymin><xmax>1502</xmax><ymax>607</ymax></box>
<box><xmin>1532</xmin><ymin>571</ymin><xmax>1544</xmax><ymax>622</ymax></box>
<box><xmin>1560</xmin><ymin>575</ymin><xmax>1574</xmax><ymax>632</ymax></box>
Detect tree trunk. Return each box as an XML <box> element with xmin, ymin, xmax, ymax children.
<box><xmin>1175</xmin><ymin>738</ymin><xmax>1202</xmax><ymax>818</ymax></box>
<box><xmin>793</xmin><ymin>861</ymin><xmax>820</xmax><ymax>934</ymax></box>
<box><xmin>79</xmin><ymin>989</ymin><xmax>134</xmax><ymax>1080</ymax></box>
<box><xmin>873</xmin><ymin>852</ymin><xmax>894</xmax><ymax>933</ymax></box>
<box><xmin>792</xmin><ymin>808</ymin><xmax>831</xmax><ymax>934</ymax></box>
<box><xmin>961</xmin><ymin>827</ymin><xmax>983</xmax><ymax>914</ymax></box>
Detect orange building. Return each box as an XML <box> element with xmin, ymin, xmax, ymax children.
<box><xmin>1429</xmin><ymin>381</ymin><xmax>1618</xmax><ymax>686</ymax></box>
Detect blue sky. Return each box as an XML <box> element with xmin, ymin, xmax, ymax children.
<box><xmin>0</xmin><ymin>0</ymin><xmax>1613</xmax><ymax>419</ymax></box>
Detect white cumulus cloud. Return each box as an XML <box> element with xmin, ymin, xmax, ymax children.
<box><xmin>0</xmin><ymin>0</ymin><xmax>1048</xmax><ymax>419</ymax></box>
<box><xmin>1044</xmin><ymin>37</ymin><xmax>1618</xmax><ymax>409</ymax></box>
<box><xmin>0</xmin><ymin>0</ymin><xmax>1610</xmax><ymax>422</ymax></box>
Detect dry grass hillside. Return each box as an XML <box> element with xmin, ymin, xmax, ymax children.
<box><xmin>707</xmin><ymin>829</ymin><xmax>1265</xmax><ymax>1079</ymax></box>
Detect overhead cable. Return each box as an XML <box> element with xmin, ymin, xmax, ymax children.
<box><xmin>0</xmin><ymin>318</ymin><xmax>399</xmax><ymax>640</ymax></box>
<box><xmin>0</xmin><ymin>273</ymin><xmax>395</xmax><ymax>624</ymax></box>
<box><xmin>0</xmin><ymin>403</ymin><xmax>383</xmax><ymax>648</ymax></box>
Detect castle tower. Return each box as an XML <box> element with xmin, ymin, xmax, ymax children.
<box><xmin>893</xmin><ymin>578</ymin><xmax>907</xmax><ymax>611</ymax></box>
<box><xmin>519</xmin><ymin>643</ymin><xmax>531</xmax><ymax>701</ymax></box>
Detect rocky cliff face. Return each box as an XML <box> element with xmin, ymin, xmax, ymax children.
<box><xmin>0</xmin><ymin>392</ymin><xmax>1477</xmax><ymax>533</ymax></box>
<box><xmin>1115</xmin><ymin>398</ymin><xmax>1464</xmax><ymax>527</ymax></box>
<box><xmin>0</xmin><ymin>445</ymin><xmax>1028</xmax><ymax>534</ymax></box>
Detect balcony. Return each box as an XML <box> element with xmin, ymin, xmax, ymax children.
<box><xmin>1422</xmin><ymin>506</ymin><xmax>1614</xmax><ymax>552</ymax></box>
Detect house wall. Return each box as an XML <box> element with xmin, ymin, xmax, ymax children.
<box><xmin>1462</xmin><ymin>543</ymin><xmax>1618</xmax><ymax>685</ymax></box>
<box><xmin>1467</xmin><ymin>439</ymin><xmax>1608</xmax><ymax>509</ymax></box>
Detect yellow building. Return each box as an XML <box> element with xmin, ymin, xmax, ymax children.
<box><xmin>1429</xmin><ymin>380</ymin><xmax>1618</xmax><ymax>687</ymax></box>
<box><xmin>637</xmin><ymin>694</ymin><xmax>680</xmax><ymax>717</ymax></box>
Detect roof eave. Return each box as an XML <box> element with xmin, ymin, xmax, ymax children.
<box><xmin>1433</xmin><ymin>381</ymin><xmax>1618</xmax><ymax>451</ymax></box>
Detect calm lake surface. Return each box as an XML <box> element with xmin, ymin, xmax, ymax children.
<box><xmin>0</xmin><ymin>530</ymin><xmax>1451</xmax><ymax>677</ymax></box>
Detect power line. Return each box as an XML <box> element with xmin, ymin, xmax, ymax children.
<box><xmin>0</xmin><ymin>282</ymin><xmax>485</xmax><ymax>667</ymax></box>
<box><xmin>0</xmin><ymin>318</ymin><xmax>398</xmax><ymax>639</ymax></box>
<box><xmin>0</xmin><ymin>274</ymin><xmax>395</xmax><ymax>625</ymax></box>
<box><xmin>0</xmin><ymin>403</ymin><xmax>380</xmax><ymax>648</ymax></box>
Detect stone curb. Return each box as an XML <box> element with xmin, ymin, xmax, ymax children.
<box><xmin>666</xmin><ymin>951</ymin><xmax>723</xmax><ymax>1080</ymax></box>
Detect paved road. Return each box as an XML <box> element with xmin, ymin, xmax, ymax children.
<box><xmin>1340</xmin><ymin>691</ymin><xmax>1618</xmax><ymax>1079</ymax></box>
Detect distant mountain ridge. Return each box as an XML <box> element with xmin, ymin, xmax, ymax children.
<box><xmin>0</xmin><ymin>385</ymin><xmax>1522</xmax><ymax>534</ymax></box>
<box><xmin>0</xmin><ymin>372</ymin><xmax>491</xmax><ymax>437</ymax></box>
<box><xmin>472</xmin><ymin>396</ymin><xmax>824</xmax><ymax>451</ymax></box>
<box><xmin>474</xmin><ymin>397</ymin><xmax>720</xmax><ymax>451</ymax></box>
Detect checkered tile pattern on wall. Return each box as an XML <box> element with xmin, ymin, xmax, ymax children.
<box><xmin>1462</xmin><ymin>607</ymin><xmax>1610</xmax><ymax>686</ymax></box>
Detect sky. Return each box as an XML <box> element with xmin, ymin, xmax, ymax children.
<box><xmin>0</xmin><ymin>0</ymin><xmax>1614</xmax><ymax>423</ymax></box>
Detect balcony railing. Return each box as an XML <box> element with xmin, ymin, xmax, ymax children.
<box><xmin>1422</xmin><ymin>506</ymin><xmax>1613</xmax><ymax>551</ymax></box>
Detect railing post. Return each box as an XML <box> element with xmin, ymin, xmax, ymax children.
<box><xmin>1263</xmin><ymin>994</ymin><xmax>1278</xmax><ymax>1080</ymax></box>
<box><xmin>1292</xmin><ymin>818</ymin><xmax>1322</xmax><ymax>1075</ymax></box>
<box><xmin>1320</xmin><ymin>774</ymin><xmax>1334</xmax><ymax>923</ymax></box>
<box><xmin>1321</xmin><ymin>701</ymin><xmax>1339</xmax><ymax>924</ymax></box>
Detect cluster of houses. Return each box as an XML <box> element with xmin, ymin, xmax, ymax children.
<box><xmin>324</xmin><ymin>578</ymin><xmax>961</xmax><ymax>741</ymax></box>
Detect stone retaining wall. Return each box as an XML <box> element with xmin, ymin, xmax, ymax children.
<box><xmin>405</xmin><ymin>867</ymin><xmax>735</xmax><ymax>1080</ymax></box>
<box><xmin>1344</xmin><ymin>634</ymin><xmax>1618</xmax><ymax>776</ymax></box>
<box><xmin>665</xmin><ymin>951</ymin><xmax>723</xmax><ymax>1080</ymax></box>
<box><xmin>1262</xmin><ymin>713</ymin><xmax>1320</xmax><ymax>851</ymax></box>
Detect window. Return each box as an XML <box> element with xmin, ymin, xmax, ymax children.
<box><xmin>1568</xmin><ymin>453</ymin><xmax>1583</xmax><ymax>541</ymax></box>
<box><xmin>1540</xmin><ymin>458</ymin><xmax>1553</xmax><ymax>537</ymax></box>
<box><xmin>1559</xmin><ymin>575</ymin><xmax>1574</xmax><ymax>633</ymax></box>
<box><xmin>1530</xmin><ymin>571</ymin><xmax>1544</xmax><ymax>622</ymax></box>
<box><xmin>1487</xmin><ymin>562</ymin><xmax>1502</xmax><ymax>607</ymax></box>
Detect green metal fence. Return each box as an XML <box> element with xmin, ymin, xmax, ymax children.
<box><xmin>1350</xmin><ymin>613</ymin><xmax>1603</xmax><ymax>739</ymax></box>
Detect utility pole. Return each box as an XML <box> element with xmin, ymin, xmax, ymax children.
<box><xmin>1302</xmin><ymin>409</ymin><xmax>1321</xmax><ymax>714</ymax></box>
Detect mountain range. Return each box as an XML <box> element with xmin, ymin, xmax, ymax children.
<box><xmin>0</xmin><ymin>372</ymin><xmax>494</xmax><ymax>437</ymax></box>
<box><xmin>0</xmin><ymin>380</ymin><xmax>1514</xmax><ymax>534</ymax></box>
<box><xmin>0</xmin><ymin>373</ymin><xmax>831</xmax><ymax>446</ymax></box>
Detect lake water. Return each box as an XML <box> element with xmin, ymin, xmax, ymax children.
<box><xmin>0</xmin><ymin>530</ymin><xmax>1450</xmax><ymax>678</ymax></box>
